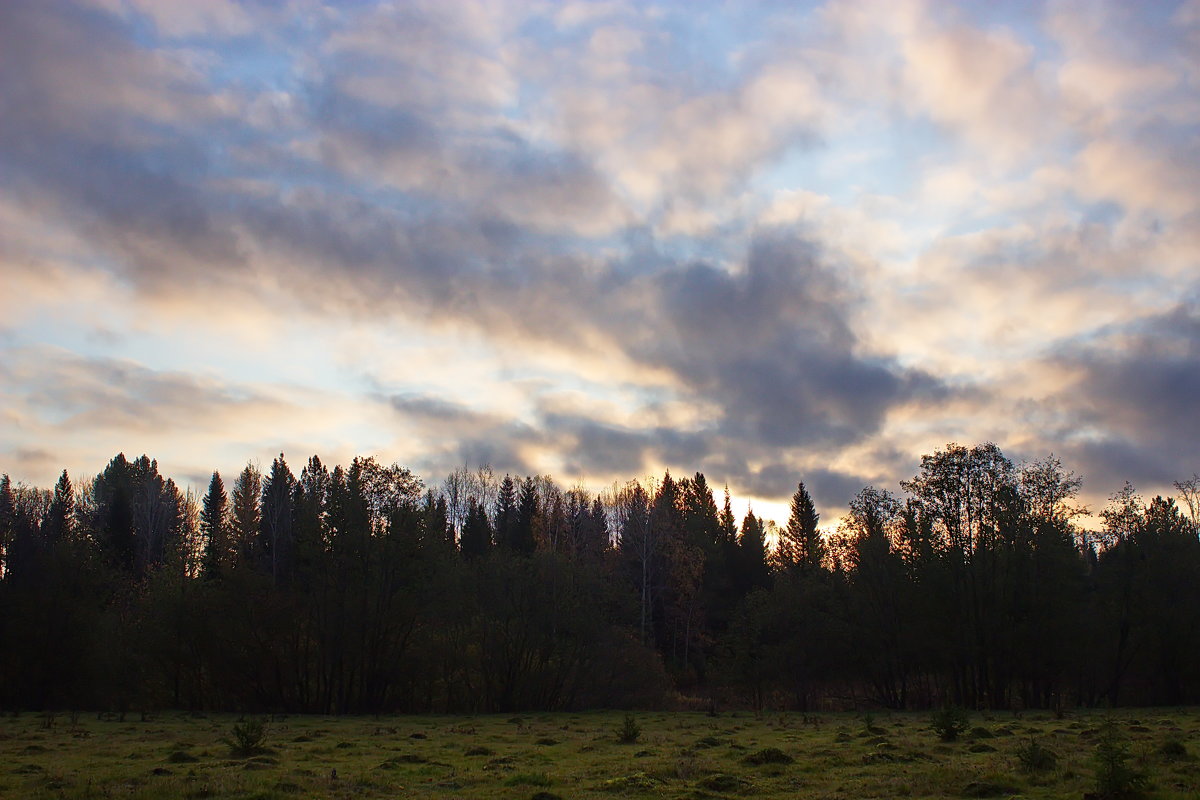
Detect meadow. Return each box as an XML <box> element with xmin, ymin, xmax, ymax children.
<box><xmin>1</xmin><ymin>707</ymin><xmax>1196</xmax><ymax>800</ymax></box>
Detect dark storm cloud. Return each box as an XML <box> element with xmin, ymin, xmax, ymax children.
<box><xmin>1053</xmin><ymin>303</ymin><xmax>1200</xmax><ymax>491</ymax></box>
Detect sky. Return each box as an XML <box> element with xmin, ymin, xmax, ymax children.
<box><xmin>2</xmin><ymin>0</ymin><xmax>1198</xmax><ymax>527</ymax></box>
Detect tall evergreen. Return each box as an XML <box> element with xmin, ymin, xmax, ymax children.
<box><xmin>782</xmin><ymin>481</ymin><xmax>823</xmax><ymax>571</ymax></box>
<box><xmin>200</xmin><ymin>471</ymin><xmax>229</xmax><ymax>579</ymax></box>
<box><xmin>495</xmin><ymin>475</ymin><xmax>518</xmax><ymax>551</ymax></box>
<box><xmin>460</xmin><ymin>497</ymin><xmax>492</xmax><ymax>559</ymax></box>
<box><xmin>44</xmin><ymin>470</ymin><xmax>74</xmax><ymax>544</ymax></box>
<box><xmin>512</xmin><ymin>476</ymin><xmax>539</xmax><ymax>554</ymax></box>
<box><xmin>260</xmin><ymin>454</ymin><xmax>296</xmax><ymax>585</ymax></box>
<box><xmin>230</xmin><ymin>463</ymin><xmax>261</xmax><ymax>570</ymax></box>
<box><xmin>737</xmin><ymin>509</ymin><xmax>770</xmax><ymax>592</ymax></box>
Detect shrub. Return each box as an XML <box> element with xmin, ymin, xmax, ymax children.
<box><xmin>1158</xmin><ymin>738</ymin><xmax>1187</xmax><ymax>761</ymax></box>
<box><xmin>618</xmin><ymin>713</ymin><xmax>641</xmax><ymax>744</ymax></box>
<box><xmin>743</xmin><ymin>747</ymin><xmax>794</xmax><ymax>765</ymax></box>
<box><xmin>1092</xmin><ymin>721</ymin><xmax>1147</xmax><ymax>799</ymax></box>
<box><xmin>930</xmin><ymin>706</ymin><xmax>970</xmax><ymax>742</ymax></box>
<box><xmin>861</xmin><ymin>711</ymin><xmax>886</xmax><ymax>736</ymax></box>
<box><xmin>224</xmin><ymin>718</ymin><xmax>269</xmax><ymax>757</ymax></box>
<box><xmin>504</xmin><ymin>772</ymin><xmax>551</xmax><ymax>787</ymax></box>
<box><xmin>1016</xmin><ymin>737</ymin><xmax>1057</xmax><ymax>772</ymax></box>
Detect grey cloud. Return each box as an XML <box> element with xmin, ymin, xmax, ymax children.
<box><xmin>9</xmin><ymin>448</ymin><xmax>58</xmax><ymax>476</ymax></box>
<box><xmin>8</xmin><ymin>348</ymin><xmax>276</xmax><ymax>433</ymax></box>
<box><xmin>390</xmin><ymin>395</ymin><xmax>485</xmax><ymax>425</ymax></box>
<box><xmin>630</xmin><ymin>234</ymin><xmax>946</xmax><ymax>450</ymax></box>
<box><xmin>0</xmin><ymin>1</ymin><xmax>245</xmax><ymax>283</ymax></box>
<box><xmin>4</xmin><ymin>2</ymin><xmax>948</xmax><ymax>506</ymax></box>
<box><xmin>1053</xmin><ymin>302</ymin><xmax>1200</xmax><ymax>491</ymax></box>
<box><xmin>386</xmin><ymin>393</ymin><xmax>538</xmax><ymax>477</ymax></box>
<box><xmin>539</xmin><ymin>412</ymin><xmax>712</xmax><ymax>478</ymax></box>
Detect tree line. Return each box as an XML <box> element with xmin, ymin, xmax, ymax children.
<box><xmin>1</xmin><ymin>443</ymin><xmax>1198</xmax><ymax>713</ymax></box>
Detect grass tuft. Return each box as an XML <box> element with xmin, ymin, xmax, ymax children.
<box><xmin>743</xmin><ymin>747</ymin><xmax>794</xmax><ymax>766</ymax></box>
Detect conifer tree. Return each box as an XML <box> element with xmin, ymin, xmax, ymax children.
<box><xmin>513</xmin><ymin>477</ymin><xmax>539</xmax><ymax>554</ymax></box>
<box><xmin>782</xmin><ymin>482</ymin><xmax>824</xmax><ymax>571</ymax></box>
<box><xmin>44</xmin><ymin>469</ymin><xmax>74</xmax><ymax>543</ymax></box>
<box><xmin>200</xmin><ymin>471</ymin><xmax>229</xmax><ymax>579</ymax></box>
<box><xmin>460</xmin><ymin>497</ymin><xmax>492</xmax><ymax>559</ymax></box>
<box><xmin>260</xmin><ymin>453</ymin><xmax>296</xmax><ymax>585</ymax></box>
<box><xmin>231</xmin><ymin>463</ymin><xmax>261</xmax><ymax>570</ymax></box>
<box><xmin>495</xmin><ymin>475</ymin><xmax>517</xmax><ymax>550</ymax></box>
<box><xmin>738</xmin><ymin>508</ymin><xmax>770</xmax><ymax>592</ymax></box>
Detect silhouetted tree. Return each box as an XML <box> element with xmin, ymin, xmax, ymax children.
<box><xmin>260</xmin><ymin>453</ymin><xmax>296</xmax><ymax>585</ymax></box>
<box><xmin>513</xmin><ymin>476</ymin><xmax>539</xmax><ymax>555</ymax></box>
<box><xmin>200</xmin><ymin>471</ymin><xmax>229</xmax><ymax>579</ymax></box>
<box><xmin>781</xmin><ymin>482</ymin><xmax>823</xmax><ymax>572</ymax></box>
<box><xmin>737</xmin><ymin>508</ymin><xmax>770</xmax><ymax>594</ymax></box>
<box><xmin>460</xmin><ymin>497</ymin><xmax>492</xmax><ymax>560</ymax></box>
<box><xmin>230</xmin><ymin>463</ymin><xmax>261</xmax><ymax>570</ymax></box>
<box><xmin>495</xmin><ymin>475</ymin><xmax>518</xmax><ymax>551</ymax></box>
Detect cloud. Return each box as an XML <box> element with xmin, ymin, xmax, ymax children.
<box><xmin>0</xmin><ymin>345</ymin><xmax>375</xmax><ymax>488</ymax></box>
<box><xmin>98</xmin><ymin>0</ymin><xmax>255</xmax><ymax>39</ymax></box>
<box><xmin>625</xmin><ymin>233</ymin><xmax>947</xmax><ymax>450</ymax></box>
<box><xmin>903</xmin><ymin>22</ymin><xmax>1056</xmax><ymax>163</ymax></box>
<box><xmin>1049</xmin><ymin>303</ymin><xmax>1200</xmax><ymax>491</ymax></box>
<box><xmin>3</xmin><ymin>0</ymin><xmax>1198</xmax><ymax>526</ymax></box>
<box><xmin>3</xmin><ymin>347</ymin><xmax>282</xmax><ymax>434</ymax></box>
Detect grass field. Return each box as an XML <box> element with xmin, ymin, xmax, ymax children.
<box><xmin>1</xmin><ymin>707</ymin><xmax>1197</xmax><ymax>799</ymax></box>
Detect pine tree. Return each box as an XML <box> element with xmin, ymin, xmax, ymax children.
<box><xmin>231</xmin><ymin>463</ymin><xmax>261</xmax><ymax>570</ymax></box>
<box><xmin>460</xmin><ymin>497</ymin><xmax>492</xmax><ymax>559</ymax></box>
<box><xmin>513</xmin><ymin>477</ymin><xmax>539</xmax><ymax>554</ymax></box>
<box><xmin>44</xmin><ymin>469</ymin><xmax>74</xmax><ymax>543</ymax></box>
<box><xmin>495</xmin><ymin>475</ymin><xmax>517</xmax><ymax>550</ymax></box>
<box><xmin>719</xmin><ymin>486</ymin><xmax>738</xmax><ymax>544</ymax></box>
<box><xmin>738</xmin><ymin>509</ymin><xmax>770</xmax><ymax>592</ymax></box>
<box><xmin>294</xmin><ymin>455</ymin><xmax>330</xmax><ymax>586</ymax></box>
<box><xmin>200</xmin><ymin>471</ymin><xmax>229</xmax><ymax>579</ymax></box>
<box><xmin>260</xmin><ymin>454</ymin><xmax>296</xmax><ymax>585</ymax></box>
<box><xmin>783</xmin><ymin>482</ymin><xmax>824</xmax><ymax>572</ymax></box>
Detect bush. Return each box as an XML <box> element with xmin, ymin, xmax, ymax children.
<box><xmin>504</xmin><ymin>772</ymin><xmax>551</xmax><ymax>787</ymax></box>
<box><xmin>1092</xmin><ymin>721</ymin><xmax>1147</xmax><ymax>799</ymax></box>
<box><xmin>743</xmin><ymin>747</ymin><xmax>794</xmax><ymax>765</ymax></box>
<box><xmin>1016</xmin><ymin>737</ymin><xmax>1057</xmax><ymax>772</ymax></box>
<box><xmin>224</xmin><ymin>718</ymin><xmax>269</xmax><ymax>757</ymax></box>
<box><xmin>930</xmin><ymin>706</ymin><xmax>970</xmax><ymax>742</ymax></box>
<box><xmin>1158</xmin><ymin>738</ymin><xmax>1187</xmax><ymax>761</ymax></box>
<box><xmin>618</xmin><ymin>713</ymin><xmax>641</xmax><ymax>744</ymax></box>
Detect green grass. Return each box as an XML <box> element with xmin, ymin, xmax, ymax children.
<box><xmin>0</xmin><ymin>708</ymin><xmax>1197</xmax><ymax>799</ymax></box>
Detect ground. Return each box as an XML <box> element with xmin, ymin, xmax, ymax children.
<box><xmin>1</xmin><ymin>707</ymin><xmax>1197</xmax><ymax>799</ymax></box>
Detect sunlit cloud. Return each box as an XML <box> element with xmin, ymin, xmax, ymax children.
<box><xmin>2</xmin><ymin>0</ymin><xmax>1198</xmax><ymax>522</ymax></box>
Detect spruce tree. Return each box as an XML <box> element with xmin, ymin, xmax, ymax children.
<box><xmin>200</xmin><ymin>471</ymin><xmax>229</xmax><ymax>579</ymax></box>
<box><xmin>231</xmin><ymin>463</ymin><xmax>261</xmax><ymax>570</ymax></box>
<box><xmin>460</xmin><ymin>497</ymin><xmax>492</xmax><ymax>559</ymax></box>
<box><xmin>494</xmin><ymin>475</ymin><xmax>518</xmax><ymax>551</ymax></box>
<box><xmin>514</xmin><ymin>477</ymin><xmax>539</xmax><ymax>554</ymax></box>
<box><xmin>783</xmin><ymin>482</ymin><xmax>824</xmax><ymax>571</ymax></box>
<box><xmin>44</xmin><ymin>469</ymin><xmax>74</xmax><ymax>543</ymax></box>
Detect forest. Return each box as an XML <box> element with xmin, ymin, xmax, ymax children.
<box><xmin>1</xmin><ymin>442</ymin><xmax>1198</xmax><ymax>715</ymax></box>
